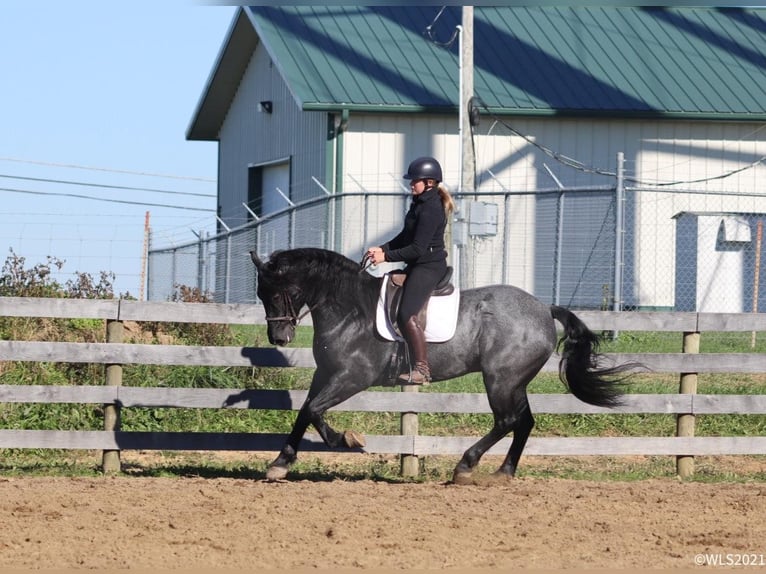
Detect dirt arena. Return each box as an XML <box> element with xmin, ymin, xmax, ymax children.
<box><xmin>0</xmin><ymin>460</ymin><xmax>764</xmax><ymax>571</ymax></box>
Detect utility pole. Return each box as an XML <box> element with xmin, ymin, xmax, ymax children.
<box><xmin>457</xmin><ymin>7</ymin><xmax>475</xmax><ymax>289</ymax></box>
<box><xmin>460</xmin><ymin>6</ymin><xmax>475</xmax><ymax>195</ymax></box>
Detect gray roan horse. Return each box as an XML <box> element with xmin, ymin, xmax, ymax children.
<box><xmin>251</xmin><ymin>247</ymin><xmax>634</xmax><ymax>483</ymax></box>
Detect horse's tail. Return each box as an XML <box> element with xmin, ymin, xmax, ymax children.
<box><xmin>550</xmin><ymin>305</ymin><xmax>635</xmax><ymax>408</ymax></box>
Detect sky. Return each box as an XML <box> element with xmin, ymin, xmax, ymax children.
<box><xmin>0</xmin><ymin>1</ymin><xmax>237</xmax><ymax>298</ymax></box>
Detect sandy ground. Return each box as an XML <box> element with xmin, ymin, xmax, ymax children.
<box><xmin>0</xmin><ymin>470</ymin><xmax>764</xmax><ymax>571</ymax></box>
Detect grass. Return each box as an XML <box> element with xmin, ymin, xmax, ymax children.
<box><xmin>0</xmin><ymin>448</ymin><xmax>764</xmax><ymax>484</ymax></box>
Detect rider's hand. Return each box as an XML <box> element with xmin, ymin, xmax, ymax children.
<box><xmin>366</xmin><ymin>247</ymin><xmax>385</xmax><ymax>265</ymax></box>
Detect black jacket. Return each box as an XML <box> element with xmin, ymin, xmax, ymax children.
<box><xmin>382</xmin><ymin>186</ymin><xmax>447</xmax><ymax>264</ymax></box>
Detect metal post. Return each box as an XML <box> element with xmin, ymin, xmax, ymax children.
<box><xmin>197</xmin><ymin>229</ymin><xmax>204</xmax><ymax>295</ymax></box>
<box><xmin>502</xmin><ymin>193</ymin><xmax>510</xmax><ymax>284</ymax></box>
<box><xmin>145</xmin><ymin>228</ymin><xmax>153</xmax><ymax>301</ymax></box>
<box><xmin>613</xmin><ymin>152</ymin><xmax>625</xmax><ymax>313</ymax></box>
<box><xmin>225</xmin><ymin>233</ymin><xmax>232</xmax><ymax>304</ymax></box>
<box><xmin>554</xmin><ymin>191</ymin><xmax>564</xmax><ymax>306</ymax></box>
<box><xmin>217</xmin><ymin>217</ymin><xmax>232</xmax><ymax>304</ymax></box>
<box><xmin>202</xmin><ymin>231</ymin><xmax>210</xmax><ymax>296</ymax></box>
<box><xmin>170</xmin><ymin>247</ymin><xmax>177</xmax><ymax>299</ymax></box>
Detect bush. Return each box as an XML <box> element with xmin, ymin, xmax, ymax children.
<box><xmin>0</xmin><ymin>248</ymin><xmax>116</xmax><ymax>299</ymax></box>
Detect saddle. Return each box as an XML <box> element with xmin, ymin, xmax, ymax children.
<box><xmin>376</xmin><ymin>267</ymin><xmax>460</xmax><ymax>342</ymax></box>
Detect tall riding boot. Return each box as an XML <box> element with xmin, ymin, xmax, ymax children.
<box><xmin>398</xmin><ymin>315</ymin><xmax>431</xmax><ymax>385</ymax></box>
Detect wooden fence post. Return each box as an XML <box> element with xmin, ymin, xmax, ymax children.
<box><xmin>676</xmin><ymin>330</ymin><xmax>700</xmax><ymax>479</ymax></box>
<box><xmin>102</xmin><ymin>319</ymin><xmax>123</xmax><ymax>474</ymax></box>
<box><xmin>400</xmin><ymin>385</ymin><xmax>420</xmax><ymax>478</ymax></box>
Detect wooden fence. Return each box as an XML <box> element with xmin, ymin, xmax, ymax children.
<box><xmin>0</xmin><ymin>297</ymin><xmax>765</xmax><ymax>478</ymax></box>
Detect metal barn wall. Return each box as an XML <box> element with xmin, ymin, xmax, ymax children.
<box><xmin>215</xmin><ymin>43</ymin><xmax>329</xmax><ymax>301</ymax></box>
<box><xmin>336</xmin><ymin>114</ymin><xmax>766</xmax><ymax>308</ymax></box>
<box><xmin>217</xmin><ymin>44</ymin><xmax>328</xmax><ymax>230</ymax></box>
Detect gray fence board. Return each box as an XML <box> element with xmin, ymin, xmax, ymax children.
<box><xmin>696</xmin><ymin>313</ymin><xmax>766</xmax><ymax>331</ymax></box>
<box><xmin>0</xmin><ymin>385</ymin><xmax>117</xmax><ymax>403</ymax></box>
<box><xmin>117</xmin><ymin>300</ymin><xmax>268</xmax><ymax>324</ymax></box>
<box><xmin>7</xmin><ymin>340</ymin><xmax>766</xmax><ymax>374</ymax></box>
<box><xmin>3</xmin><ymin>298</ymin><xmax>765</xmax><ymax>333</ymax></box>
<box><xmin>0</xmin><ymin>345</ymin><xmax>757</xmax><ymax>376</ymax></box>
<box><xmin>1</xmin><ymin>386</ymin><xmax>764</xmax><ymax>415</ymax></box>
<box><xmin>0</xmin><ymin>297</ymin><xmax>119</xmax><ymax>320</ymax></box>
<box><xmin>691</xmin><ymin>394</ymin><xmax>766</xmax><ymax>415</ymax></box>
<box><xmin>575</xmin><ymin>311</ymin><xmax>699</xmax><ymax>332</ymax></box>
<box><xmin>0</xmin><ymin>341</ymin><xmax>316</xmax><ymax>367</ymax></box>
<box><xmin>2</xmin><ymin>430</ymin><xmax>762</xmax><ymax>456</ymax></box>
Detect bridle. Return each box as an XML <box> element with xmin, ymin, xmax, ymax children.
<box><xmin>264</xmin><ymin>289</ymin><xmax>314</xmax><ymax>326</ymax></box>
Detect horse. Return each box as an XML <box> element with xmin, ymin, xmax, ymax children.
<box><xmin>250</xmin><ymin>247</ymin><xmax>635</xmax><ymax>483</ymax></box>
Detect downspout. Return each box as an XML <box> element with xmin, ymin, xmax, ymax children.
<box><xmin>332</xmin><ymin>109</ymin><xmax>349</xmax><ymax>252</ymax></box>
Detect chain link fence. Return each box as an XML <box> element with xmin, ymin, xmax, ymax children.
<box><xmin>148</xmin><ymin>181</ymin><xmax>766</xmax><ymax>318</ymax></box>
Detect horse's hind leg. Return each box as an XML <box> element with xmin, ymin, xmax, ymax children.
<box><xmin>452</xmin><ymin>419</ymin><xmax>516</xmax><ymax>484</ymax></box>
<box><xmin>452</xmin><ymin>379</ymin><xmax>535</xmax><ymax>484</ymax></box>
<box><xmin>495</xmin><ymin>400</ymin><xmax>534</xmax><ymax>478</ymax></box>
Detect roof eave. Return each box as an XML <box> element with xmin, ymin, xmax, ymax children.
<box><xmin>304</xmin><ymin>103</ymin><xmax>766</xmax><ymax>123</ymax></box>
<box><xmin>301</xmin><ymin>103</ymin><xmax>455</xmax><ymax>114</ymax></box>
<box><xmin>481</xmin><ymin>107</ymin><xmax>766</xmax><ymax>123</ymax></box>
<box><xmin>186</xmin><ymin>8</ymin><xmax>257</xmax><ymax>142</ymax></box>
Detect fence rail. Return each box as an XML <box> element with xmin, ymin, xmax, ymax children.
<box><xmin>0</xmin><ymin>297</ymin><xmax>764</xmax><ymax>477</ymax></box>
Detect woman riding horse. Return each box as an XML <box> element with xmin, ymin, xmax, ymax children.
<box><xmin>366</xmin><ymin>156</ymin><xmax>455</xmax><ymax>384</ymax></box>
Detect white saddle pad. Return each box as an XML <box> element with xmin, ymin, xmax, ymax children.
<box><xmin>375</xmin><ymin>275</ymin><xmax>460</xmax><ymax>342</ymax></box>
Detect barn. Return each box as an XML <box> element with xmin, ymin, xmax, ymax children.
<box><xmin>176</xmin><ymin>6</ymin><xmax>766</xmax><ymax>310</ymax></box>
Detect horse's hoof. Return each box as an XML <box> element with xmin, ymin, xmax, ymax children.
<box><xmin>265</xmin><ymin>465</ymin><xmax>289</xmax><ymax>481</ymax></box>
<box><xmin>488</xmin><ymin>471</ymin><xmax>514</xmax><ymax>484</ymax></box>
<box><xmin>343</xmin><ymin>430</ymin><xmax>366</xmax><ymax>449</ymax></box>
<box><xmin>451</xmin><ymin>470</ymin><xmax>474</xmax><ymax>485</ymax></box>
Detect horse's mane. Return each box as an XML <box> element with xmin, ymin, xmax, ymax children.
<box><xmin>266</xmin><ymin>248</ymin><xmax>360</xmax><ymax>278</ymax></box>
<box><xmin>264</xmin><ymin>248</ymin><xmax>378</xmax><ymax>313</ymax></box>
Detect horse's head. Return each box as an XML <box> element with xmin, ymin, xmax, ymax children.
<box><xmin>250</xmin><ymin>250</ymin><xmax>308</xmax><ymax>345</ymax></box>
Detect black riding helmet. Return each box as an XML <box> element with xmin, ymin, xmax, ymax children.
<box><xmin>403</xmin><ymin>156</ymin><xmax>442</xmax><ymax>182</ymax></box>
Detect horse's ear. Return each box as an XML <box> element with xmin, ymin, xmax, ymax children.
<box><xmin>250</xmin><ymin>251</ymin><xmax>263</xmax><ymax>270</ymax></box>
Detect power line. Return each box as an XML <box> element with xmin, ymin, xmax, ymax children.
<box><xmin>0</xmin><ymin>173</ymin><xmax>215</xmax><ymax>198</ymax></box>
<box><xmin>633</xmin><ymin>156</ymin><xmax>766</xmax><ymax>187</ymax></box>
<box><xmin>0</xmin><ymin>186</ymin><xmax>215</xmax><ymax>212</ymax></box>
<box><xmin>476</xmin><ymin>100</ymin><xmax>766</xmax><ymax>188</ymax></box>
<box><xmin>0</xmin><ymin>156</ymin><xmax>216</xmax><ymax>182</ymax></box>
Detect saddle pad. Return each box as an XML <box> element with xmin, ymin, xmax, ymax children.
<box><xmin>375</xmin><ymin>275</ymin><xmax>460</xmax><ymax>342</ymax></box>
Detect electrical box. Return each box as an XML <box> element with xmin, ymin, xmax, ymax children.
<box><xmin>468</xmin><ymin>201</ymin><xmax>498</xmax><ymax>237</ymax></box>
<box><xmin>451</xmin><ymin>200</ymin><xmax>498</xmax><ymax>246</ymax></box>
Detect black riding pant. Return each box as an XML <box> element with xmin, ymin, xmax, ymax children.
<box><xmin>396</xmin><ymin>260</ymin><xmax>447</xmax><ymax>329</ymax></box>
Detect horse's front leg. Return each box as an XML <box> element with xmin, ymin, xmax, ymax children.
<box><xmin>266</xmin><ymin>406</ymin><xmax>311</xmax><ymax>481</ymax></box>
<box><xmin>266</xmin><ymin>367</ymin><xmax>370</xmax><ymax>481</ymax></box>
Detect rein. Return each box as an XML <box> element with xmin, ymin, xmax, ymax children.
<box><xmin>359</xmin><ymin>253</ymin><xmax>374</xmax><ymax>274</ymax></box>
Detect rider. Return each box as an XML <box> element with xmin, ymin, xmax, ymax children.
<box><xmin>366</xmin><ymin>156</ymin><xmax>455</xmax><ymax>384</ymax></box>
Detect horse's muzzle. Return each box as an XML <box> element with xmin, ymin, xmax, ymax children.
<box><xmin>268</xmin><ymin>324</ymin><xmax>294</xmax><ymax>346</ymax></box>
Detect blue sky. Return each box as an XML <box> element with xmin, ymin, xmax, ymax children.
<box><xmin>0</xmin><ymin>1</ymin><xmax>236</xmax><ymax>297</ymax></box>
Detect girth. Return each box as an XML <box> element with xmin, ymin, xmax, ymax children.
<box><xmin>384</xmin><ymin>267</ymin><xmax>454</xmax><ymax>337</ymax></box>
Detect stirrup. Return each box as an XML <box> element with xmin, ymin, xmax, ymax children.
<box><xmin>398</xmin><ymin>362</ymin><xmax>431</xmax><ymax>385</ymax></box>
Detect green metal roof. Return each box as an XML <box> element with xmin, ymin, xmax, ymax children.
<box><xmin>247</xmin><ymin>6</ymin><xmax>766</xmax><ymax>117</ymax></box>
<box><xmin>188</xmin><ymin>7</ymin><xmax>766</xmax><ymax>140</ymax></box>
